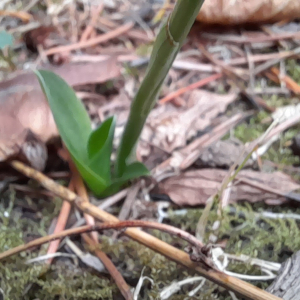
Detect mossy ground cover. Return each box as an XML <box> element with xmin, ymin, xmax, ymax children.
<box><xmin>1</xmin><ymin>189</ymin><xmax>300</xmax><ymax>299</ymax></box>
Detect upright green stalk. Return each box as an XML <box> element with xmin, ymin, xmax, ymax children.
<box><xmin>115</xmin><ymin>0</ymin><xmax>205</xmax><ymax>177</ymax></box>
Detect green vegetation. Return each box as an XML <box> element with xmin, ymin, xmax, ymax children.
<box><xmin>0</xmin><ymin>30</ymin><xmax>15</xmax><ymax>71</ymax></box>
<box><xmin>35</xmin><ymin>0</ymin><xmax>205</xmax><ymax>197</ymax></box>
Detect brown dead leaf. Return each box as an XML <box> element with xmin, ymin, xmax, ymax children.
<box><xmin>139</xmin><ymin>90</ymin><xmax>237</xmax><ymax>157</ymax></box>
<box><xmin>197</xmin><ymin>0</ymin><xmax>300</xmax><ymax>25</ymax></box>
<box><xmin>195</xmin><ymin>140</ymin><xmax>255</xmax><ymax>169</ymax></box>
<box><xmin>158</xmin><ymin>169</ymin><xmax>300</xmax><ymax>206</ymax></box>
<box><xmin>0</xmin><ymin>58</ymin><xmax>121</xmax><ymax>90</ymax></box>
<box><xmin>0</xmin><ymin>58</ymin><xmax>121</xmax><ymax>169</ymax></box>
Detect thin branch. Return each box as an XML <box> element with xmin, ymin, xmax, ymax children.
<box><xmin>159</xmin><ymin>73</ymin><xmax>223</xmax><ymax>104</ymax></box>
<box><xmin>0</xmin><ymin>220</ymin><xmax>208</xmax><ymax>265</ymax></box>
<box><xmin>66</xmin><ymin>150</ymin><xmax>133</xmax><ymax>300</ymax></box>
<box><xmin>82</xmin><ymin>233</ymin><xmax>133</xmax><ymax>300</ymax></box>
<box><xmin>44</xmin><ymin>22</ymin><xmax>134</xmax><ymax>56</ymax></box>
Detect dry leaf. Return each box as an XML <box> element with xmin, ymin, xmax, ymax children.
<box><xmin>0</xmin><ymin>58</ymin><xmax>121</xmax><ymax>90</ymax></box>
<box><xmin>195</xmin><ymin>140</ymin><xmax>255</xmax><ymax>169</ymax></box>
<box><xmin>0</xmin><ymin>58</ymin><xmax>121</xmax><ymax>169</ymax></box>
<box><xmin>158</xmin><ymin>169</ymin><xmax>300</xmax><ymax>206</ymax></box>
<box><xmin>197</xmin><ymin>0</ymin><xmax>300</xmax><ymax>25</ymax></box>
<box><xmin>139</xmin><ymin>90</ymin><xmax>237</xmax><ymax>157</ymax></box>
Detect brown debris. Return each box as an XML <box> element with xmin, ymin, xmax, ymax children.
<box><xmin>139</xmin><ymin>90</ymin><xmax>238</xmax><ymax>157</ymax></box>
<box><xmin>158</xmin><ymin>169</ymin><xmax>300</xmax><ymax>206</ymax></box>
<box><xmin>197</xmin><ymin>0</ymin><xmax>300</xmax><ymax>25</ymax></box>
<box><xmin>195</xmin><ymin>140</ymin><xmax>255</xmax><ymax>169</ymax></box>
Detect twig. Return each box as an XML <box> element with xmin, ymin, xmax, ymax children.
<box><xmin>9</xmin><ymin>160</ymin><xmax>281</xmax><ymax>300</ymax></box>
<box><xmin>80</xmin><ymin>4</ymin><xmax>104</xmax><ymax>42</ymax></box>
<box><xmin>44</xmin><ymin>22</ymin><xmax>134</xmax><ymax>56</ymax></box>
<box><xmin>0</xmin><ymin>220</ymin><xmax>206</xmax><ymax>262</ymax></box>
<box><xmin>98</xmin><ymin>188</ymin><xmax>129</xmax><ymax>211</ymax></box>
<box><xmin>82</xmin><ymin>233</ymin><xmax>133</xmax><ymax>300</ymax></box>
<box><xmin>46</xmin><ymin>181</ymin><xmax>72</xmax><ymax>264</ymax></box>
<box><xmin>69</xmin><ymin>159</ymin><xmax>98</xmax><ymax>243</ymax></box>
<box><xmin>202</xmin><ymin>31</ymin><xmax>300</xmax><ymax>44</ymax></box>
<box><xmin>199</xmin><ymin>44</ymin><xmax>276</xmax><ymax>112</ymax></box>
<box><xmin>253</xmin><ymin>47</ymin><xmax>300</xmax><ymax>75</ymax></box>
<box><xmin>270</xmin><ymin>67</ymin><xmax>300</xmax><ymax>94</ymax></box>
<box><xmin>228</xmin><ymin>49</ymin><xmax>300</xmax><ymax>66</ymax></box>
<box><xmin>66</xmin><ymin>154</ymin><xmax>133</xmax><ymax>299</ymax></box>
<box><xmin>159</xmin><ymin>73</ymin><xmax>223</xmax><ymax>104</ymax></box>
<box><xmin>199</xmin><ymin>44</ymin><xmax>248</xmax><ymax>80</ymax></box>
<box><xmin>118</xmin><ymin>183</ymin><xmax>140</xmax><ymax>220</ymax></box>
<box><xmin>46</xmin><ymin>148</ymin><xmax>73</xmax><ymax>264</ymax></box>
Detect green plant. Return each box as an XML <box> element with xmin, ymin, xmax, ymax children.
<box><xmin>0</xmin><ymin>30</ymin><xmax>15</xmax><ymax>70</ymax></box>
<box><xmin>36</xmin><ymin>0</ymin><xmax>205</xmax><ymax>196</ymax></box>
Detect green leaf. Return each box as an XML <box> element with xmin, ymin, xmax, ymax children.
<box><xmin>87</xmin><ymin>116</ymin><xmax>116</xmax><ymax>183</ymax></box>
<box><xmin>35</xmin><ymin>70</ymin><xmax>92</xmax><ymax>160</ymax></box>
<box><xmin>102</xmin><ymin>161</ymin><xmax>149</xmax><ymax>196</ymax></box>
<box><xmin>35</xmin><ymin>70</ymin><xmax>108</xmax><ymax>194</ymax></box>
<box><xmin>0</xmin><ymin>31</ymin><xmax>14</xmax><ymax>50</ymax></box>
<box><xmin>119</xmin><ymin>162</ymin><xmax>149</xmax><ymax>182</ymax></box>
<box><xmin>72</xmin><ymin>155</ymin><xmax>108</xmax><ymax>195</ymax></box>
<box><xmin>113</xmin><ymin>161</ymin><xmax>149</xmax><ymax>192</ymax></box>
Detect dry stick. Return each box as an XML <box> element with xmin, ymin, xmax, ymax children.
<box><xmin>68</xmin><ymin>160</ymin><xmax>133</xmax><ymax>299</ymax></box>
<box><xmin>270</xmin><ymin>67</ymin><xmax>300</xmax><ymax>94</ymax></box>
<box><xmin>199</xmin><ymin>44</ymin><xmax>274</xmax><ymax>112</ymax></box>
<box><xmin>250</xmin><ymin>114</ymin><xmax>300</xmax><ymax>150</ymax></box>
<box><xmin>202</xmin><ymin>31</ymin><xmax>300</xmax><ymax>44</ymax></box>
<box><xmin>9</xmin><ymin>160</ymin><xmax>281</xmax><ymax>300</ymax></box>
<box><xmin>253</xmin><ymin>47</ymin><xmax>300</xmax><ymax>75</ymax></box>
<box><xmin>46</xmin><ymin>148</ymin><xmax>75</xmax><ymax>264</ymax></box>
<box><xmin>228</xmin><ymin>49</ymin><xmax>300</xmax><ymax>66</ymax></box>
<box><xmin>158</xmin><ymin>73</ymin><xmax>223</xmax><ymax>104</ymax></box>
<box><xmin>46</xmin><ymin>180</ymin><xmax>72</xmax><ymax>264</ymax></box>
<box><xmin>199</xmin><ymin>44</ymin><xmax>248</xmax><ymax>80</ymax></box>
<box><xmin>0</xmin><ymin>220</ymin><xmax>207</xmax><ymax>262</ymax></box>
<box><xmin>44</xmin><ymin>22</ymin><xmax>134</xmax><ymax>56</ymax></box>
<box><xmin>80</xmin><ymin>3</ymin><xmax>104</xmax><ymax>42</ymax></box>
<box><xmin>261</xmin><ymin>26</ymin><xmax>288</xmax><ymax>49</ymax></box>
<box><xmin>81</xmin><ymin>233</ymin><xmax>133</xmax><ymax>300</ymax></box>
<box><xmin>118</xmin><ymin>183</ymin><xmax>140</xmax><ymax>221</ymax></box>
<box><xmin>69</xmin><ymin>159</ymin><xmax>98</xmax><ymax>243</ymax></box>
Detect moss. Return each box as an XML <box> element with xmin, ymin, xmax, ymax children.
<box><xmin>2</xmin><ymin>187</ymin><xmax>300</xmax><ymax>299</ymax></box>
<box><xmin>169</xmin><ymin>202</ymin><xmax>300</xmax><ymax>285</ymax></box>
<box><xmin>0</xmin><ymin>190</ymin><xmax>117</xmax><ymax>300</ymax></box>
<box><xmin>233</xmin><ymin>105</ymin><xmax>300</xmax><ymax>167</ymax></box>
<box><xmin>286</xmin><ymin>59</ymin><xmax>300</xmax><ymax>82</ymax></box>
<box><xmin>234</xmin><ymin>110</ymin><xmax>270</xmax><ymax>143</ymax></box>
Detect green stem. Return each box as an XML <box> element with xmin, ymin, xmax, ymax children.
<box><xmin>115</xmin><ymin>0</ymin><xmax>205</xmax><ymax>177</ymax></box>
